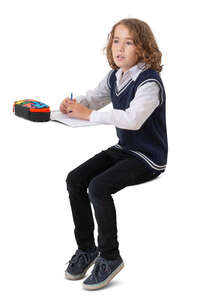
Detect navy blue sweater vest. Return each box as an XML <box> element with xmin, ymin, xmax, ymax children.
<box><xmin>107</xmin><ymin>68</ymin><xmax>168</xmax><ymax>172</ymax></box>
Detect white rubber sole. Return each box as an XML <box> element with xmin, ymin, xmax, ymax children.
<box><xmin>82</xmin><ymin>261</ymin><xmax>124</xmax><ymax>290</ymax></box>
<box><xmin>65</xmin><ymin>257</ymin><xmax>98</xmax><ymax>280</ymax></box>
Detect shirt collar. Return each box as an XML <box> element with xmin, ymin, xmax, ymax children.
<box><xmin>115</xmin><ymin>61</ymin><xmax>148</xmax><ymax>82</ymax></box>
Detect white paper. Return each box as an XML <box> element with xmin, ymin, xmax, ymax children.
<box><xmin>50</xmin><ymin>111</ymin><xmax>102</xmax><ymax>127</ymax></box>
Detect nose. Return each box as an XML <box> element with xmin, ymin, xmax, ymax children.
<box><xmin>117</xmin><ymin>42</ymin><xmax>125</xmax><ymax>52</ymax></box>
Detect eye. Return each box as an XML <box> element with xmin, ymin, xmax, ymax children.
<box><xmin>113</xmin><ymin>39</ymin><xmax>119</xmax><ymax>44</ymax></box>
<box><xmin>126</xmin><ymin>41</ymin><xmax>134</xmax><ymax>45</ymax></box>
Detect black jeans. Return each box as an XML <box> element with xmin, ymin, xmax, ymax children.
<box><xmin>66</xmin><ymin>146</ymin><xmax>161</xmax><ymax>260</ymax></box>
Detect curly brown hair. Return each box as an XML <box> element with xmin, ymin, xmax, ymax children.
<box><xmin>104</xmin><ymin>18</ymin><xmax>163</xmax><ymax>72</ymax></box>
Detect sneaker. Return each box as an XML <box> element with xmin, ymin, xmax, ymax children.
<box><xmin>65</xmin><ymin>248</ymin><xmax>99</xmax><ymax>280</ymax></box>
<box><xmin>82</xmin><ymin>255</ymin><xmax>124</xmax><ymax>290</ymax></box>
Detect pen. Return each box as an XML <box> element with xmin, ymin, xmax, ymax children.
<box><xmin>68</xmin><ymin>92</ymin><xmax>73</xmax><ymax>113</ymax></box>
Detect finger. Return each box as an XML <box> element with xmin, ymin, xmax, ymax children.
<box><xmin>68</xmin><ymin>99</ymin><xmax>76</xmax><ymax>104</ymax></box>
<box><xmin>67</xmin><ymin>102</ymin><xmax>74</xmax><ymax>110</ymax></box>
<box><xmin>64</xmin><ymin>98</ymin><xmax>70</xmax><ymax>104</ymax></box>
<box><xmin>60</xmin><ymin>104</ymin><xmax>66</xmax><ymax>113</ymax></box>
<box><xmin>65</xmin><ymin>101</ymin><xmax>72</xmax><ymax>107</ymax></box>
<box><xmin>63</xmin><ymin>102</ymin><xmax>68</xmax><ymax>108</ymax></box>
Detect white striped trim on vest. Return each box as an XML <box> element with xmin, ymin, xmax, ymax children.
<box><xmin>107</xmin><ymin>70</ymin><xmax>115</xmax><ymax>89</ymax></box>
<box><xmin>107</xmin><ymin>70</ymin><xmax>133</xmax><ymax>96</ymax></box>
<box><xmin>107</xmin><ymin>72</ymin><xmax>165</xmax><ymax>105</ymax></box>
<box><xmin>138</xmin><ymin>79</ymin><xmax>165</xmax><ymax>105</ymax></box>
<box><xmin>113</xmin><ymin>144</ymin><xmax>166</xmax><ymax>171</ymax></box>
<box><xmin>114</xmin><ymin>79</ymin><xmax>133</xmax><ymax>96</ymax></box>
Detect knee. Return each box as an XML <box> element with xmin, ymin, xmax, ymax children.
<box><xmin>88</xmin><ymin>177</ymin><xmax>106</xmax><ymax>203</ymax></box>
<box><xmin>66</xmin><ymin>169</ymin><xmax>83</xmax><ymax>189</ymax></box>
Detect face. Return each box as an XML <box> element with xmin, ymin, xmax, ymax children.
<box><xmin>111</xmin><ymin>24</ymin><xmax>138</xmax><ymax>73</ymax></box>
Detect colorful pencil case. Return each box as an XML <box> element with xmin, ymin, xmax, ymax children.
<box><xmin>13</xmin><ymin>99</ymin><xmax>50</xmax><ymax>122</ymax></box>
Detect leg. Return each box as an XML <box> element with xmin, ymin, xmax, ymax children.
<box><xmin>66</xmin><ymin>150</ymin><xmax>116</xmax><ymax>251</ymax></box>
<box><xmin>88</xmin><ymin>155</ymin><xmax>160</xmax><ymax>260</ymax></box>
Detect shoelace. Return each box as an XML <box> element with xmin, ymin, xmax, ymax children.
<box><xmin>90</xmin><ymin>257</ymin><xmax>112</xmax><ymax>282</ymax></box>
<box><xmin>66</xmin><ymin>249</ymin><xmax>90</xmax><ymax>267</ymax></box>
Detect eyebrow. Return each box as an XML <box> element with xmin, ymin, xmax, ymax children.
<box><xmin>113</xmin><ymin>36</ymin><xmax>133</xmax><ymax>40</ymax></box>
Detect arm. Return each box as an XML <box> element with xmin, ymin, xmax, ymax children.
<box><xmin>75</xmin><ymin>73</ymin><xmax>111</xmax><ymax>110</ymax></box>
<box><xmin>89</xmin><ymin>82</ymin><xmax>160</xmax><ymax>130</ymax></box>
<box><xmin>60</xmin><ymin>73</ymin><xmax>112</xmax><ymax>120</ymax></box>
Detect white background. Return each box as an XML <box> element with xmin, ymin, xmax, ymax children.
<box><xmin>0</xmin><ymin>0</ymin><xmax>210</xmax><ymax>299</ymax></box>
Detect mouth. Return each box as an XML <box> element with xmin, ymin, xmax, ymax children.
<box><xmin>116</xmin><ymin>55</ymin><xmax>125</xmax><ymax>60</ymax></box>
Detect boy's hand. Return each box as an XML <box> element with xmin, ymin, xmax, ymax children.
<box><xmin>59</xmin><ymin>97</ymin><xmax>73</xmax><ymax>114</ymax></box>
<box><xmin>66</xmin><ymin>99</ymin><xmax>93</xmax><ymax>121</ymax></box>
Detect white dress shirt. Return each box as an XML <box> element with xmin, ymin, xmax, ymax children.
<box><xmin>75</xmin><ymin>62</ymin><xmax>160</xmax><ymax>130</ymax></box>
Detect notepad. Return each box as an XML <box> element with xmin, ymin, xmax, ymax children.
<box><xmin>50</xmin><ymin>111</ymin><xmax>102</xmax><ymax>127</ymax></box>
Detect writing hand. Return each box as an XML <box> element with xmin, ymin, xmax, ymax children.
<box><xmin>67</xmin><ymin>100</ymin><xmax>93</xmax><ymax>121</ymax></box>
